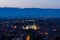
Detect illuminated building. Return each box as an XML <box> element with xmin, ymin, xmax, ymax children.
<box><xmin>23</xmin><ymin>20</ymin><xmax>39</xmax><ymax>30</ymax></box>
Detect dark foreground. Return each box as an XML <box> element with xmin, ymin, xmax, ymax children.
<box><xmin>0</xmin><ymin>18</ymin><xmax>60</xmax><ymax>40</ymax></box>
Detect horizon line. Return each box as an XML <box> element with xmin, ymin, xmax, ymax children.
<box><xmin>0</xmin><ymin>7</ymin><xmax>60</xmax><ymax>9</ymax></box>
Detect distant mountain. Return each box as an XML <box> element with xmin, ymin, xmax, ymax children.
<box><xmin>0</xmin><ymin>7</ymin><xmax>60</xmax><ymax>18</ymax></box>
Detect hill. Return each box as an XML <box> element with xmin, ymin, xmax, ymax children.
<box><xmin>0</xmin><ymin>7</ymin><xmax>60</xmax><ymax>18</ymax></box>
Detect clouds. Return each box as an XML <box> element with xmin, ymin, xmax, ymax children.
<box><xmin>0</xmin><ymin>0</ymin><xmax>60</xmax><ymax>8</ymax></box>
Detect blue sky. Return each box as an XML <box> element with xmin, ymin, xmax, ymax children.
<box><xmin>0</xmin><ymin>0</ymin><xmax>60</xmax><ymax>8</ymax></box>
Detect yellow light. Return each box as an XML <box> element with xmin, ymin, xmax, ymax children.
<box><xmin>32</xmin><ymin>25</ymin><xmax>37</xmax><ymax>30</ymax></box>
<box><xmin>23</xmin><ymin>26</ymin><xmax>29</xmax><ymax>29</ymax></box>
<box><xmin>23</xmin><ymin>25</ymin><xmax>37</xmax><ymax>30</ymax></box>
<box><xmin>26</xmin><ymin>35</ymin><xmax>30</xmax><ymax>40</ymax></box>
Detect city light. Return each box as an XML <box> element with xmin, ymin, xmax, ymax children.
<box><xmin>0</xmin><ymin>18</ymin><xmax>60</xmax><ymax>40</ymax></box>
<box><xmin>22</xmin><ymin>25</ymin><xmax>38</xmax><ymax>30</ymax></box>
<box><xmin>26</xmin><ymin>35</ymin><xmax>30</xmax><ymax>40</ymax></box>
<box><xmin>13</xmin><ymin>26</ymin><xmax>17</xmax><ymax>29</ymax></box>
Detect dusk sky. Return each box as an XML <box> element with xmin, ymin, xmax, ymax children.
<box><xmin>0</xmin><ymin>0</ymin><xmax>60</xmax><ymax>8</ymax></box>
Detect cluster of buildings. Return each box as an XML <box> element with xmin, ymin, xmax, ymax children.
<box><xmin>0</xmin><ymin>18</ymin><xmax>60</xmax><ymax>40</ymax></box>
